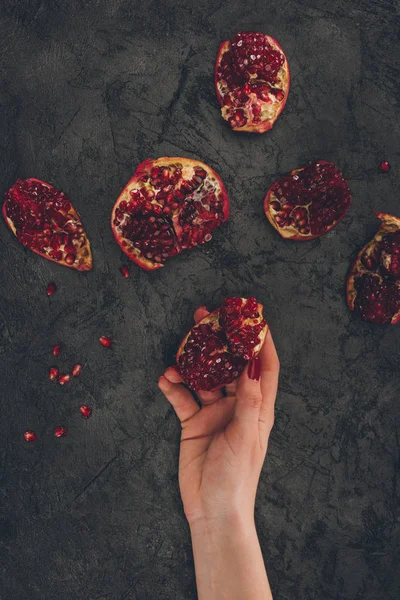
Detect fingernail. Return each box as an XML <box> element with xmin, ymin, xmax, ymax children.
<box><xmin>248</xmin><ymin>357</ymin><xmax>261</xmax><ymax>381</ymax></box>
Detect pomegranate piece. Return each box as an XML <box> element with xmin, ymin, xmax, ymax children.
<box><xmin>379</xmin><ymin>161</ymin><xmax>391</xmax><ymax>173</ymax></box>
<box><xmin>3</xmin><ymin>178</ymin><xmax>92</xmax><ymax>270</ymax></box>
<box><xmin>49</xmin><ymin>367</ymin><xmax>59</xmax><ymax>381</ymax></box>
<box><xmin>80</xmin><ymin>405</ymin><xmax>92</xmax><ymax>419</ymax></box>
<box><xmin>99</xmin><ymin>335</ymin><xmax>112</xmax><ymax>348</ymax></box>
<box><xmin>47</xmin><ymin>282</ymin><xmax>57</xmax><ymax>296</ymax></box>
<box><xmin>111</xmin><ymin>157</ymin><xmax>229</xmax><ymax>270</ymax></box>
<box><xmin>347</xmin><ymin>213</ymin><xmax>400</xmax><ymax>324</ymax></box>
<box><xmin>58</xmin><ymin>373</ymin><xmax>71</xmax><ymax>386</ymax></box>
<box><xmin>176</xmin><ymin>297</ymin><xmax>268</xmax><ymax>392</ymax></box>
<box><xmin>264</xmin><ymin>161</ymin><xmax>352</xmax><ymax>240</ymax></box>
<box><xmin>215</xmin><ymin>31</ymin><xmax>290</xmax><ymax>133</ymax></box>
<box><xmin>24</xmin><ymin>431</ymin><xmax>38</xmax><ymax>442</ymax></box>
<box><xmin>54</xmin><ymin>426</ymin><xmax>67</xmax><ymax>438</ymax></box>
<box><xmin>119</xmin><ymin>265</ymin><xmax>130</xmax><ymax>278</ymax></box>
<box><xmin>52</xmin><ymin>344</ymin><xmax>61</xmax><ymax>357</ymax></box>
<box><xmin>72</xmin><ymin>363</ymin><xmax>83</xmax><ymax>377</ymax></box>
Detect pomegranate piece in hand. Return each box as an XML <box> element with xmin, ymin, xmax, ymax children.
<box><xmin>264</xmin><ymin>161</ymin><xmax>352</xmax><ymax>240</ymax></box>
<box><xmin>215</xmin><ymin>31</ymin><xmax>290</xmax><ymax>133</ymax></box>
<box><xmin>3</xmin><ymin>178</ymin><xmax>92</xmax><ymax>270</ymax></box>
<box><xmin>347</xmin><ymin>213</ymin><xmax>400</xmax><ymax>324</ymax></box>
<box><xmin>111</xmin><ymin>157</ymin><xmax>229</xmax><ymax>270</ymax></box>
<box><xmin>176</xmin><ymin>297</ymin><xmax>268</xmax><ymax>392</ymax></box>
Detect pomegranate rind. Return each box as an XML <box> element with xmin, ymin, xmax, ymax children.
<box><xmin>2</xmin><ymin>178</ymin><xmax>93</xmax><ymax>271</ymax></box>
<box><xmin>176</xmin><ymin>298</ymin><xmax>268</xmax><ymax>392</ymax></box>
<box><xmin>214</xmin><ymin>35</ymin><xmax>290</xmax><ymax>133</ymax></box>
<box><xmin>346</xmin><ymin>212</ymin><xmax>400</xmax><ymax>324</ymax></box>
<box><xmin>111</xmin><ymin>157</ymin><xmax>230</xmax><ymax>271</ymax></box>
<box><xmin>264</xmin><ymin>160</ymin><xmax>352</xmax><ymax>241</ymax></box>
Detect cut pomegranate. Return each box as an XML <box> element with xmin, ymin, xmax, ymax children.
<box><xmin>58</xmin><ymin>373</ymin><xmax>71</xmax><ymax>386</ymax></box>
<box><xmin>176</xmin><ymin>297</ymin><xmax>268</xmax><ymax>392</ymax></box>
<box><xmin>347</xmin><ymin>213</ymin><xmax>400</xmax><ymax>324</ymax></box>
<box><xmin>264</xmin><ymin>161</ymin><xmax>352</xmax><ymax>240</ymax></box>
<box><xmin>80</xmin><ymin>405</ymin><xmax>92</xmax><ymax>419</ymax></box>
<box><xmin>54</xmin><ymin>426</ymin><xmax>67</xmax><ymax>438</ymax></box>
<box><xmin>99</xmin><ymin>335</ymin><xmax>112</xmax><ymax>348</ymax></box>
<box><xmin>111</xmin><ymin>157</ymin><xmax>229</xmax><ymax>270</ymax></box>
<box><xmin>52</xmin><ymin>344</ymin><xmax>61</xmax><ymax>357</ymax></box>
<box><xmin>3</xmin><ymin>178</ymin><xmax>92</xmax><ymax>270</ymax></box>
<box><xmin>72</xmin><ymin>364</ymin><xmax>83</xmax><ymax>377</ymax></box>
<box><xmin>215</xmin><ymin>31</ymin><xmax>290</xmax><ymax>133</ymax></box>
<box><xmin>24</xmin><ymin>431</ymin><xmax>38</xmax><ymax>442</ymax></box>
<box><xmin>49</xmin><ymin>367</ymin><xmax>59</xmax><ymax>381</ymax></box>
<box><xmin>119</xmin><ymin>265</ymin><xmax>130</xmax><ymax>278</ymax></box>
<box><xmin>379</xmin><ymin>161</ymin><xmax>391</xmax><ymax>173</ymax></box>
<box><xmin>47</xmin><ymin>282</ymin><xmax>57</xmax><ymax>296</ymax></box>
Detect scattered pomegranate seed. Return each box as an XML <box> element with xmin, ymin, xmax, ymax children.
<box><xmin>58</xmin><ymin>373</ymin><xmax>71</xmax><ymax>386</ymax></box>
<box><xmin>99</xmin><ymin>335</ymin><xmax>112</xmax><ymax>348</ymax></box>
<box><xmin>54</xmin><ymin>426</ymin><xmax>67</xmax><ymax>438</ymax></box>
<box><xmin>24</xmin><ymin>431</ymin><xmax>38</xmax><ymax>442</ymax></box>
<box><xmin>80</xmin><ymin>405</ymin><xmax>92</xmax><ymax>419</ymax></box>
<box><xmin>47</xmin><ymin>282</ymin><xmax>57</xmax><ymax>296</ymax></box>
<box><xmin>379</xmin><ymin>161</ymin><xmax>391</xmax><ymax>173</ymax></box>
<box><xmin>119</xmin><ymin>265</ymin><xmax>130</xmax><ymax>278</ymax></box>
<box><xmin>72</xmin><ymin>363</ymin><xmax>83</xmax><ymax>377</ymax></box>
<box><xmin>52</xmin><ymin>344</ymin><xmax>61</xmax><ymax>357</ymax></box>
<box><xmin>49</xmin><ymin>367</ymin><xmax>59</xmax><ymax>381</ymax></box>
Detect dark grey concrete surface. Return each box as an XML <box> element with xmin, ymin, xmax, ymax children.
<box><xmin>0</xmin><ymin>1</ymin><xmax>399</xmax><ymax>598</ymax></box>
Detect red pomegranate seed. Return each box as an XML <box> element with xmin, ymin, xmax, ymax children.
<box><xmin>379</xmin><ymin>161</ymin><xmax>391</xmax><ymax>173</ymax></box>
<box><xmin>72</xmin><ymin>363</ymin><xmax>83</xmax><ymax>377</ymax></box>
<box><xmin>54</xmin><ymin>426</ymin><xmax>67</xmax><ymax>438</ymax></box>
<box><xmin>49</xmin><ymin>367</ymin><xmax>59</xmax><ymax>381</ymax></box>
<box><xmin>79</xmin><ymin>405</ymin><xmax>92</xmax><ymax>419</ymax></box>
<box><xmin>52</xmin><ymin>344</ymin><xmax>61</xmax><ymax>357</ymax></box>
<box><xmin>99</xmin><ymin>335</ymin><xmax>112</xmax><ymax>348</ymax></box>
<box><xmin>119</xmin><ymin>265</ymin><xmax>130</xmax><ymax>278</ymax></box>
<box><xmin>58</xmin><ymin>373</ymin><xmax>71</xmax><ymax>386</ymax></box>
<box><xmin>47</xmin><ymin>282</ymin><xmax>57</xmax><ymax>296</ymax></box>
<box><xmin>24</xmin><ymin>431</ymin><xmax>38</xmax><ymax>442</ymax></box>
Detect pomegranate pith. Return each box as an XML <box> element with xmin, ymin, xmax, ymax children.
<box><xmin>215</xmin><ymin>32</ymin><xmax>290</xmax><ymax>133</ymax></box>
<box><xmin>347</xmin><ymin>213</ymin><xmax>400</xmax><ymax>324</ymax></box>
<box><xmin>264</xmin><ymin>161</ymin><xmax>352</xmax><ymax>240</ymax></box>
<box><xmin>3</xmin><ymin>178</ymin><xmax>92</xmax><ymax>270</ymax></box>
<box><xmin>24</xmin><ymin>431</ymin><xmax>38</xmax><ymax>442</ymax></box>
<box><xmin>176</xmin><ymin>297</ymin><xmax>268</xmax><ymax>392</ymax></box>
<box><xmin>111</xmin><ymin>157</ymin><xmax>229</xmax><ymax>270</ymax></box>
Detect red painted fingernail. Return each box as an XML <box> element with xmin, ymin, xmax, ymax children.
<box><xmin>248</xmin><ymin>357</ymin><xmax>261</xmax><ymax>381</ymax></box>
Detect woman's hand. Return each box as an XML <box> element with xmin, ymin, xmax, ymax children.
<box><xmin>158</xmin><ymin>306</ymin><xmax>280</xmax><ymax>526</ymax></box>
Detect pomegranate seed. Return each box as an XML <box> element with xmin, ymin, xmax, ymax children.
<box><xmin>58</xmin><ymin>373</ymin><xmax>71</xmax><ymax>386</ymax></box>
<box><xmin>49</xmin><ymin>367</ymin><xmax>59</xmax><ymax>381</ymax></box>
<box><xmin>24</xmin><ymin>431</ymin><xmax>38</xmax><ymax>442</ymax></box>
<box><xmin>72</xmin><ymin>364</ymin><xmax>83</xmax><ymax>377</ymax></box>
<box><xmin>99</xmin><ymin>335</ymin><xmax>112</xmax><ymax>348</ymax></box>
<box><xmin>80</xmin><ymin>405</ymin><xmax>92</xmax><ymax>419</ymax></box>
<box><xmin>52</xmin><ymin>344</ymin><xmax>61</xmax><ymax>357</ymax></box>
<box><xmin>47</xmin><ymin>282</ymin><xmax>57</xmax><ymax>296</ymax></box>
<box><xmin>379</xmin><ymin>161</ymin><xmax>391</xmax><ymax>173</ymax></box>
<box><xmin>119</xmin><ymin>265</ymin><xmax>130</xmax><ymax>278</ymax></box>
<box><xmin>54</xmin><ymin>426</ymin><xmax>67</xmax><ymax>438</ymax></box>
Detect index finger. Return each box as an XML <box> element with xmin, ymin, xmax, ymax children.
<box><xmin>259</xmin><ymin>329</ymin><xmax>280</xmax><ymax>425</ymax></box>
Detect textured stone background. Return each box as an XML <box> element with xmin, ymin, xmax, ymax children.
<box><xmin>0</xmin><ymin>1</ymin><xmax>399</xmax><ymax>598</ymax></box>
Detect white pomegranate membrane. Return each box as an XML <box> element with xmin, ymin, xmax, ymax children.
<box><xmin>347</xmin><ymin>214</ymin><xmax>400</xmax><ymax>324</ymax></box>
<box><xmin>112</xmin><ymin>158</ymin><xmax>229</xmax><ymax>270</ymax></box>
<box><xmin>3</xmin><ymin>178</ymin><xmax>92</xmax><ymax>270</ymax></box>
<box><xmin>177</xmin><ymin>297</ymin><xmax>268</xmax><ymax>392</ymax></box>
<box><xmin>265</xmin><ymin>161</ymin><xmax>352</xmax><ymax>239</ymax></box>
<box><xmin>215</xmin><ymin>31</ymin><xmax>289</xmax><ymax>132</ymax></box>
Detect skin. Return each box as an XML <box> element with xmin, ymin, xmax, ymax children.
<box><xmin>158</xmin><ymin>306</ymin><xmax>280</xmax><ymax>600</ymax></box>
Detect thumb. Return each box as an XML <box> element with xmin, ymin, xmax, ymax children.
<box><xmin>233</xmin><ymin>357</ymin><xmax>263</xmax><ymax>426</ymax></box>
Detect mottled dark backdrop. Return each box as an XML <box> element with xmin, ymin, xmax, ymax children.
<box><xmin>0</xmin><ymin>1</ymin><xmax>399</xmax><ymax>598</ymax></box>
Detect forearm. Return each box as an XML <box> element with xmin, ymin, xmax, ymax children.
<box><xmin>190</xmin><ymin>514</ymin><xmax>273</xmax><ymax>600</ymax></box>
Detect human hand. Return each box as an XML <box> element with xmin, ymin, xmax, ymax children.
<box><xmin>158</xmin><ymin>306</ymin><xmax>280</xmax><ymax>527</ymax></box>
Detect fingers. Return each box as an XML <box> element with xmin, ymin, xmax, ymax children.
<box><xmin>194</xmin><ymin>306</ymin><xmax>209</xmax><ymax>324</ymax></box>
<box><xmin>233</xmin><ymin>357</ymin><xmax>263</xmax><ymax>426</ymax></box>
<box><xmin>158</xmin><ymin>375</ymin><xmax>200</xmax><ymax>424</ymax></box>
<box><xmin>259</xmin><ymin>330</ymin><xmax>280</xmax><ymax>428</ymax></box>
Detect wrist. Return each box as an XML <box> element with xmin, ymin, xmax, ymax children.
<box><xmin>189</xmin><ymin>510</ymin><xmax>256</xmax><ymax>541</ymax></box>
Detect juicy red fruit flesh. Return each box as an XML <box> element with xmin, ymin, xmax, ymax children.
<box><xmin>99</xmin><ymin>335</ymin><xmax>112</xmax><ymax>348</ymax></box>
<box><xmin>80</xmin><ymin>405</ymin><xmax>92</xmax><ymax>419</ymax></box>
<box><xmin>54</xmin><ymin>426</ymin><xmax>67</xmax><ymax>438</ymax></box>
<box><xmin>52</xmin><ymin>344</ymin><xmax>61</xmax><ymax>356</ymax></box>
<box><xmin>379</xmin><ymin>161</ymin><xmax>391</xmax><ymax>173</ymax></box>
<box><xmin>177</xmin><ymin>297</ymin><xmax>267</xmax><ymax>392</ymax></box>
<box><xmin>47</xmin><ymin>282</ymin><xmax>56</xmax><ymax>296</ymax></box>
<box><xmin>354</xmin><ymin>274</ymin><xmax>400</xmax><ymax>324</ymax></box>
<box><xmin>24</xmin><ymin>431</ymin><xmax>38</xmax><ymax>442</ymax></box>
<box><xmin>266</xmin><ymin>161</ymin><xmax>352</xmax><ymax>239</ymax></box>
